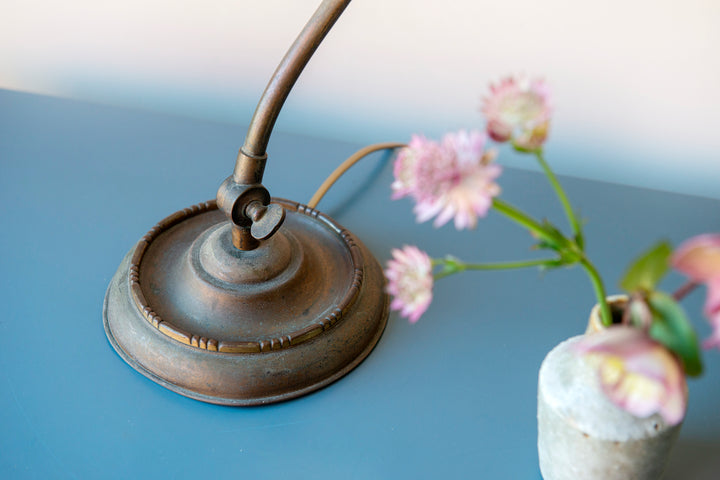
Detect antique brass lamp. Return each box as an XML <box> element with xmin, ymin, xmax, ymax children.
<box><xmin>103</xmin><ymin>0</ymin><xmax>389</xmax><ymax>405</ymax></box>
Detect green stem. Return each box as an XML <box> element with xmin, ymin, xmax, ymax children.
<box><xmin>493</xmin><ymin>194</ymin><xmax>609</xmax><ymax>325</ymax></box>
<box><xmin>433</xmin><ymin>257</ymin><xmax>560</xmax><ymax>280</ymax></box>
<box><xmin>535</xmin><ymin>150</ymin><xmax>584</xmax><ymax>248</ymax></box>
<box><xmin>580</xmin><ymin>257</ymin><xmax>611</xmax><ymax>326</ymax></box>
<box><xmin>462</xmin><ymin>258</ymin><xmax>560</xmax><ymax>270</ymax></box>
<box><xmin>492</xmin><ymin>198</ymin><xmax>560</xmax><ymax>247</ymax></box>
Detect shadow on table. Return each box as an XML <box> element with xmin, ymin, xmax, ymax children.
<box><xmin>664</xmin><ymin>437</ymin><xmax>720</xmax><ymax>480</ymax></box>
<box><xmin>529</xmin><ymin>437</ymin><xmax>719</xmax><ymax>480</ymax></box>
<box><xmin>324</xmin><ymin>151</ymin><xmax>391</xmax><ymax>219</ymax></box>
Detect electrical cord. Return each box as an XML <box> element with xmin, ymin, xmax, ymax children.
<box><xmin>308</xmin><ymin>142</ymin><xmax>406</xmax><ymax>209</ymax></box>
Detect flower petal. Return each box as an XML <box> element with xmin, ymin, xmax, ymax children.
<box><xmin>671</xmin><ymin>234</ymin><xmax>720</xmax><ymax>282</ymax></box>
<box><xmin>574</xmin><ymin>326</ymin><xmax>687</xmax><ymax>425</ymax></box>
<box><xmin>671</xmin><ymin>234</ymin><xmax>720</xmax><ymax>349</ymax></box>
<box><xmin>384</xmin><ymin>246</ymin><xmax>434</xmax><ymax>323</ymax></box>
<box><xmin>392</xmin><ymin>130</ymin><xmax>501</xmax><ymax>230</ymax></box>
<box><xmin>481</xmin><ymin>75</ymin><xmax>552</xmax><ymax>148</ymax></box>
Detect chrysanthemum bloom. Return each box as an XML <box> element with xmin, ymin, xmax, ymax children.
<box><xmin>391</xmin><ymin>130</ymin><xmax>501</xmax><ymax>230</ymax></box>
<box><xmin>671</xmin><ymin>234</ymin><xmax>720</xmax><ymax>349</ymax></box>
<box><xmin>384</xmin><ymin>246</ymin><xmax>434</xmax><ymax>323</ymax></box>
<box><xmin>481</xmin><ymin>75</ymin><xmax>552</xmax><ymax>150</ymax></box>
<box><xmin>574</xmin><ymin>326</ymin><xmax>687</xmax><ymax>426</ymax></box>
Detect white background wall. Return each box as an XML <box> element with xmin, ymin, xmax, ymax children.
<box><xmin>2</xmin><ymin>0</ymin><xmax>719</xmax><ymax>198</ymax></box>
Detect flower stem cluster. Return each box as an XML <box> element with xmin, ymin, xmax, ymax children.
<box><xmin>383</xmin><ymin>73</ymin><xmax>719</xmax><ymax>426</ymax></box>
<box><xmin>386</xmin><ymin>75</ymin><xmax>610</xmax><ymax>325</ymax></box>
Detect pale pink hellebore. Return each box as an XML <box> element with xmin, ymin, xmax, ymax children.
<box><xmin>671</xmin><ymin>234</ymin><xmax>720</xmax><ymax>349</ymax></box>
<box><xmin>574</xmin><ymin>326</ymin><xmax>687</xmax><ymax>426</ymax></box>
<box><xmin>384</xmin><ymin>246</ymin><xmax>434</xmax><ymax>323</ymax></box>
<box><xmin>392</xmin><ymin>130</ymin><xmax>501</xmax><ymax>230</ymax></box>
<box><xmin>481</xmin><ymin>75</ymin><xmax>551</xmax><ymax>150</ymax></box>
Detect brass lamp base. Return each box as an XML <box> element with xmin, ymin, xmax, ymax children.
<box><xmin>103</xmin><ymin>198</ymin><xmax>389</xmax><ymax>405</ymax></box>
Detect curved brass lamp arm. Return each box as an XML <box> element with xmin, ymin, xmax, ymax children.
<box><xmin>219</xmin><ymin>0</ymin><xmax>351</xmax><ymax>250</ymax></box>
<box><xmin>233</xmin><ymin>0</ymin><xmax>352</xmax><ymax>184</ymax></box>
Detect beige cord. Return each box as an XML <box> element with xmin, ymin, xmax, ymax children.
<box><xmin>307</xmin><ymin>142</ymin><xmax>406</xmax><ymax>209</ymax></box>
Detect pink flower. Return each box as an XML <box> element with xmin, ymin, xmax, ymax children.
<box><xmin>391</xmin><ymin>135</ymin><xmax>437</xmax><ymax>200</ymax></box>
<box><xmin>384</xmin><ymin>246</ymin><xmax>434</xmax><ymax>323</ymax></box>
<box><xmin>481</xmin><ymin>75</ymin><xmax>552</xmax><ymax>150</ymax></box>
<box><xmin>391</xmin><ymin>130</ymin><xmax>501</xmax><ymax>230</ymax></box>
<box><xmin>671</xmin><ymin>234</ymin><xmax>720</xmax><ymax>349</ymax></box>
<box><xmin>574</xmin><ymin>326</ymin><xmax>687</xmax><ymax>426</ymax></box>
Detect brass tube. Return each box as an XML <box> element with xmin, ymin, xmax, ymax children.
<box><xmin>233</xmin><ymin>0</ymin><xmax>352</xmax><ymax>184</ymax></box>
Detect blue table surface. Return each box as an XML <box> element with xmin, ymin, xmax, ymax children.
<box><xmin>1</xmin><ymin>89</ymin><xmax>719</xmax><ymax>479</ymax></box>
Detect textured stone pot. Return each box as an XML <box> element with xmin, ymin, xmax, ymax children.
<box><xmin>537</xmin><ymin>299</ymin><xmax>683</xmax><ymax>480</ymax></box>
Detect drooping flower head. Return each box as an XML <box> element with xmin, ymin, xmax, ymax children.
<box><xmin>392</xmin><ymin>130</ymin><xmax>501</xmax><ymax>230</ymax></box>
<box><xmin>574</xmin><ymin>326</ymin><xmax>687</xmax><ymax>426</ymax></box>
<box><xmin>481</xmin><ymin>75</ymin><xmax>552</xmax><ymax>150</ymax></box>
<box><xmin>671</xmin><ymin>234</ymin><xmax>720</xmax><ymax>349</ymax></box>
<box><xmin>384</xmin><ymin>246</ymin><xmax>434</xmax><ymax>323</ymax></box>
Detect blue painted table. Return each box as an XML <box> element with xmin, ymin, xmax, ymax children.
<box><xmin>1</xmin><ymin>89</ymin><xmax>718</xmax><ymax>479</ymax></box>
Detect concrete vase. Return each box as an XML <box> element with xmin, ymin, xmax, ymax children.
<box><xmin>537</xmin><ymin>299</ymin><xmax>683</xmax><ymax>480</ymax></box>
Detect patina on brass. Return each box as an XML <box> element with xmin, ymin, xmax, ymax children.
<box><xmin>103</xmin><ymin>0</ymin><xmax>389</xmax><ymax>405</ymax></box>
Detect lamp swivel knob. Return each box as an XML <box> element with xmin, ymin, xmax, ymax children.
<box><xmin>246</xmin><ymin>200</ymin><xmax>285</xmax><ymax>241</ymax></box>
<box><xmin>216</xmin><ymin>176</ymin><xmax>286</xmax><ymax>250</ymax></box>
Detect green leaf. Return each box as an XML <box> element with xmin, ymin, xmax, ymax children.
<box><xmin>620</xmin><ymin>241</ymin><xmax>672</xmax><ymax>293</ymax></box>
<box><xmin>648</xmin><ymin>291</ymin><xmax>703</xmax><ymax>377</ymax></box>
<box><xmin>537</xmin><ymin>220</ymin><xmax>570</xmax><ymax>251</ymax></box>
<box><xmin>574</xmin><ymin>217</ymin><xmax>585</xmax><ymax>250</ymax></box>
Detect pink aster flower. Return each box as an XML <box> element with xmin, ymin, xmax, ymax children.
<box><xmin>481</xmin><ymin>75</ymin><xmax>552</xmax><ymax>150</ymax></box>
<box><xmin>391</xmin><ymin>135</ymin><xmax>437</xmax><ymax>200</ymax></box>
<box><xmin>671</xmin><ymin>234</ymin><xmax>720</xmax><ymax>349</ymax></box>
<box><xmin>391</xmin><ymin>130</ymin><xmax>501</xmax><ymax>230</ymax></box>
<box><xmin>574</xmin><ymin>326</ymin><xmax>687</xmax><ymax>426</ymax></box>
<box><xmin>384</xmin><ymin>246</ymin><xmax>434</xmax><ymax>323</ymax></box>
